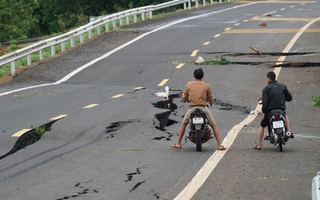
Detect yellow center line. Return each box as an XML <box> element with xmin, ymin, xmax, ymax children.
<box><xmin>290</xmin><ymin>5</ymin><xmax>295</xmax><ymax>7</ymax></box>
<box><xmin>213</xmin><ymin>34</ymin><xmax>221</xmax><ymax>38</ymax></box>
<box><xmin>281</xmin><ymin>8</ymin><xmax>286</xmax><ymax>10</ymax></box>
<box><xmin>251</xmin><ymin>17</ymin><xmax>318</xmax><ymax>21</ymax></box>
<box><xmin>203</xmin><ymin>41</ymin><xmax>211</xmax><ymax>46</ymax></box>
<box><xmin>134</xmin><ymin>87</ymin><xmax>145</xmax><ymax>90</ymax></box>
<box><xmin>111</xmin><ymin>94</ymin><xmax>124</xmax><ymax>98</ymax></box>
<box><xmin>12</xmin><ymin>129</ymin><xmax>31</xmax><ymax>138</ymax></box>
<box><xmin>234</xmin><ymin>23</ymin><xmax>241</xmax><ymax>26</ymax></box>
<box><xmin>224</xmin><ymin>27</ymin><xmax>232</xmax><ymax>31</ymax></box>
<box><xmin>83</xmin><ymin>104</ymin><xmax>98</xmax><ymax>109</ymax></box>
<box><xmin>224</xmin><ymin>28</ymin><xmax>320</xmax><ymax>34</ymax></box>
<box><xmin>190</xmin><ymin>50</ymin><xmax>199</xmax><ymax>57</ymax></box>
<box><xmin>176</xmin><ymin>63</ymin><xmax>185</xmax><ymax>69</ymax></box>
<box><xmin>158</xmin><ymin>79</ymin><xmax>169</xmax><ymax>87</ymax></box>
<box><xmin>50</xmin><ymin>114</ymin><xmax>68</xmax><ymax>121</ymax></box>
<box><xmin>243</xmin><ymin>20</ymin><xmax>249</xmax><ymax>22</ymax></box>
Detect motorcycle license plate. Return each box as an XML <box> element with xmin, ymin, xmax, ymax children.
<box><xmin>272</xmin><ymin>121</ymin><xmax>284</xmax><ymax>128</ymax></box>
<box><xmin>193</xmin><ymin>117</ymin><xmax>204</xmax><ymax>124</ymax></box>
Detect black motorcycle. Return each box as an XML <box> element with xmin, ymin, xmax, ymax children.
<box><xmin>187</xmin><ymin>107</ymin><xmax>211</xmax><ymax>152</ymax></box>
<box><xmin>266</xmin><ymin>109</ymin><xmax>290</xmax><ymax>152</ymax></box>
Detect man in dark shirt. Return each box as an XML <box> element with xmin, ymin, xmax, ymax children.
<box><xmin>255</xmin><ymin>71</ymin><xmax>293</xmax><ymax>150</ymax></box>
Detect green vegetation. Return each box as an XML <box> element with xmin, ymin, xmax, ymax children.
<box><xmin>0</xmin><ymin>0</ymin><xmax>175</xmax><ymax>43</ymax></box>
<box><xmin>312</xmin><ymin>96</ymin><xmax>320</xmax><ymax>107</ymax></box>
<box><xmin>204</xmin><ymin>56</ymin><xmax>231</xmax><ymax>65</ymax></box>
<box><xmin>31</xmin><ymin>125</ymin><xmax>51</xmax><ymax>137</ymax></box>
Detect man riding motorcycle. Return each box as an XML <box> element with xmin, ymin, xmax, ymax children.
<box><xmin>171</xmin><ymin>68</ymin><xmax>226</xmax><ymax>151</ymax></box>
<box><xmin>254</xmin><ymin>71</ymin><xmax>293</xmax><ymax>150</ymax></box>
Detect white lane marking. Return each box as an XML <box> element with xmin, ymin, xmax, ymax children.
<box><xmin>0</xmin><ymin>2</ymin><xmax>258</xmax><ymax>97</ymax></box>
<box><xmin>174</xmin><ymin>16</ymin><xmax>320</xmax><ymax>200</ymax></box>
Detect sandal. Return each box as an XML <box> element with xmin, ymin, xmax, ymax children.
<box><xmin>171</xmin><ymin>143</ymin><xmax>181</xmax><ymax>149</ymax></box>
<box><xmin>254</xmin><ymin>145</ymin><xmax>262</xmax><ymax>150</ymax></box>
<box><xmin>217</xmin><ymin>145</ymin><xmax>226</xmax><ymax>151</ymax></box>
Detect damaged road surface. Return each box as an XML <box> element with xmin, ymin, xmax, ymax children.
<box><xmin>0</xmin><ymin>1</ymin><xmax>320</xmax><ymax>200</ymax></box>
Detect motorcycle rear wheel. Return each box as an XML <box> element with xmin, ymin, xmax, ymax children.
<box><xmin>195</xmin><ymin>130</ymin><xmax>202</xmax><ymax>152</ymax></box>
<box><xmin>278</xmin><ymin>134</ymin><xmax>283</xmax><ymax>152</ymax></box>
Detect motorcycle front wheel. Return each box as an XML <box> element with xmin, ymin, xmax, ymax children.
<box><xmin>195</xmin><ymin>130</ymin><xmax>202</xmax><ymax>152</ymax></box>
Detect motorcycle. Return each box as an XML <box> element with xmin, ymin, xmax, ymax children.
<box><xmin>187</xmin><ymin>107</ymin><xmax>212</xmax><ymax>152</ymax></box>
<box><xmin>266</xmin><ymin>109</ymin><xmax>291</xmax><ymax>152</ymax></box>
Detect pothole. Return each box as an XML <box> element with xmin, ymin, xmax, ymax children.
<box><xmin>0</xmin><ymin>120</ymin><xmax>58</xmax><ymax>160</ymax></box>
<box><xmin>105</xmin><ymin>120</ymin><xmax>140</xmax><ymax>138</ymax></box>
<box><xmin>152</xmin><ymin>93</ymin><xmax>180</xmax><ymax>141</ymax></box>
<box><xmin>214</xmin><ymin>100</ymin><xmax>251</xmax><ymax>114</ymax></box>
<box><xmin>125</xmin><ymin>166</ymin><xmax>147</xmax><ymax>193</ymax></box>
<box><xmin>56</xmin><ymin>181</ymin><xmax>98</xmax><ymax>200</ymax></box>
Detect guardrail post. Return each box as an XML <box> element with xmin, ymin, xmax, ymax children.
<box><xmin>134</xmin><ymin>14</ymin><xmax>138</xmax><ymax>23</ymax></box>
<box><xmin>188</xmin><ymin>0</ymin><xmax>191</xmax><ymax>9</ymax></box>
<box><xmin>50</xmin><ymin>46</ymin><xmax>55</xmax><ymax>56</ymax></box>
<box><xmin>196</xmin><ymin>0</ymin><xmax>199</xmax><ymax>8</ymax></box>
<box><xmin>149</xmin><ymin>11</ymin><xmax>153</xmax><ymax>19</ymax></box>
<box><xmin>27</xmin><ymin>55</ymin><xmax>32</xmax><ymax>65</ymax></box>
<box><xmin>61</xmin><ymin>42</ymin><xmax>65</xmax><ymax>52</ymax></box>
<box><xmin>313</xmin><ymin>171</ymin><xmax>320</xmax><ymax>200</ymax></box>
<box><xmin>142</xmin><ymin>12</ymin><xmax>145</xmax><ymax>21</ymax></box>
<box><xmin>203</xmin><ymin>0</ymin><xmax>206</xmax><ymax>6</ymax></box>
<box><xmin>39</xmin><ymin>49</ymin><xmax>44</xmax><ymax>60</ymax></box>
<box><xmin>97</xmin><ymin>26</ymin><xmax>101</xmax><ymax>34</ymax></box>
<box><xmin>126</xmin><ymin>16</ymin><xmax>130</xmax><ymax>24</ymax></box>
<box><xmin>11</xmin><ymin>61</ymin><xmax>15</xmax><ymax>76</ymax></box>
<box><xmin>210</xmin><ymin>0</ymin><xmax>213</xmax><ymax>3</ymax></box>
<box><xmin>119</xmin><ymin>18</ymin><xmax>123</xmax><ymax>26</ymax></box>
<box><xmin>113</xmin><ymin>20</ymin><xmax>117</xmax><ymax>29</ymax></box>
<box><xmin>80</xmin><ymin>34</ymin><xmax>84</xmax><ymax>43</ymax></box>
<box><xmin>71</xmin><ymin>38</ymin><xmax>75</xmax><ymax>47</ymax></box>
<box><xmin>89</xmin><ymin>30</ymin><xmax>92</xmax><ymax>39</ymax></box>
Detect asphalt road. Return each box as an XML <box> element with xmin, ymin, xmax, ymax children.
<box><xmin>0</xmin><ymin>1</ymin><xmax>319</xmax><ymax>200</ymax></box>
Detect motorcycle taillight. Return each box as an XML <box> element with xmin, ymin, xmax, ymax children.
<box><xmin>274</xmin><ymin>114</ymin><xmax>281</xmax><ymax>119</ymax></box>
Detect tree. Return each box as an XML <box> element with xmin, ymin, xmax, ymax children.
<box><xmin>0</xmin><ymin>0</ymin><xmax>39</xmax><ymax>43</ymax></box>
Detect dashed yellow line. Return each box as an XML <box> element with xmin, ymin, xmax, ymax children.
<box><xmin>225</xmin><ymin>27</ymin><xmax>232</xmax><ymax>31</ymax></box>
<box><xmin>242</xmin><ymin>20</ymin><xmax>249</xmax><ymax>22</ymax></box>
<box><xmin>251</xmin><ymin>17</ymin><xmax>318</xmax><ymax>22</ymax></box>
<box><xmin>111</xmin><ymin>94</ymin><xmax>124</xmax><ymax>98</ymax></box>
<box><xmin>158</xmin><ymin>79</ymin><xmax>169</xmax><ymax>87</ymax></box>
<box><xmin>83</xmin><ymin>104</ymin><xmax>98</xmax><ymax>109</ymax></box>
<box><xmin>134</xmin><ymin>87</ymin><xmax>145</xmax><ymax>90</ymax></box>
<box><xmin>176</xmin><ymin>63</ymin><xmax>185</xmax><ymax>69</ymax></box>
<box><xmin>50</xmin><ymin>114</ymin><xmax>68</xmax><ymax>121</ymax></box>
<box><xmin>224</xmin><ymin>28</ymin><xmax>320</xmax><ymax>34</ymax></box>
<box><xmin>281</xmin><ymin>8</ymin><xmax>286</xmax><ymax>10</ymax></box>
<box><xmin>234</xmin><ymin>23</ymin><xmax>241</xmax><ymax>26</ymax></box>
<box><xmin>12</xmin><ymin>129</ymin><xmax>31</xmax><ymax>138</ymax></box>
<box><xmin>213</xmin><ymin>34</ymin><xmax>221</xmax><ymax>38</ymax></box>
<box><xmin>203</xmin><ymin>41</ymin><xmax>210</xmax><ymax>46</ymax></box>
<box><xmin>191</xmin><ymin>50</ymin><xmax>199</xmax><ymax>57</ymax></box>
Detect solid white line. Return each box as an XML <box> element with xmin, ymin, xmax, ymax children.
<box><xmin>0</xmin><ymin>2</ymin><xmax>258</xmax><ymax>98</ymax></box>
<box><xmin>174</xmin><ymin>16</ymin><xmax>320</xmax><ymax>200</ymax></box>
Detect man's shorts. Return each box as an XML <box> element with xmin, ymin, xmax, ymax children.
<box><xmin>183</xmin><ymin>106</ymin><xmax>216</xmax><ymax>126</ymax></box>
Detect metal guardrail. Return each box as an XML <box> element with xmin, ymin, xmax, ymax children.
<box><xmin>313</xmin><ymin>171</ymin><xmax>320</xmax><ymax>200</ymax></box>
<box><xmin>0</xmin><ymin>0</ymin><xmax>223</xmax><ymax>77</ymax></box>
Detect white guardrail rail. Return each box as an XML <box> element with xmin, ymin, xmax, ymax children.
<box><xmin>0</xmin><ymin>0</ymin><xmax>227</xmax><ymax>76</ymax></box>
<box><xmin>313</xmin><ymin>171</ymin><xmax>320</xmax><ymax>200</ymax></box>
